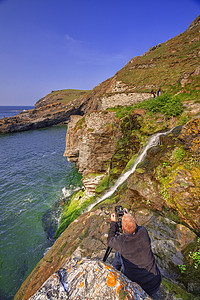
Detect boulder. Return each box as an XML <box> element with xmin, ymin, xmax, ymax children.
<box><xmin>29</xmin><ymin>256</ymin><xmax>151</xmax><ymax>300</ymax></box>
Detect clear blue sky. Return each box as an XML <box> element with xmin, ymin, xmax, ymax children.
<box><xmin>0</xmin><ymin>0</ymin><xmax>199</xmax><ymax>106</ymax></box>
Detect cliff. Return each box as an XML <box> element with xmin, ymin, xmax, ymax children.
<box><xmin>0</xmin><ymin>89</ymin><xmax>90</xmax><ymax>134</ymax></box>
<box><xmin>15</xmin><ymin>16</ymin><xmax>200</xmax><ymax>300</ymax></box>
<box><xmin>15</xmin><ymin>113</ymin><xmax>200</xmax><ymax>299</ymax></box>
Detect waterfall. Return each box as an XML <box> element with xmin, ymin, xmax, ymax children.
<box><xmin>87</xmin><ymin>128</ymin><xmax>173</xmax><ymax>212</ymax></box>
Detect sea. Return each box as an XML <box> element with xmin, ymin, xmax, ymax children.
<box><xmin>0</xmin><ymin>106</ymin><xmax>82</xmax><ymax>300</ymax></box>
<box><xmin>0</xmin><ymin>106</ymin><xmax>34</xmax><ymax>119</ymax></box>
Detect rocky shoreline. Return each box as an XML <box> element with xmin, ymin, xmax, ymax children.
<box><xmin>0</xmin><ymin>99</ymin><xmax>86</xmax><ymax>134</ymax></box>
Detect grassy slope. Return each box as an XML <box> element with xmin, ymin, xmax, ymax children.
<box><xmin>85</xmin><ymin>15</ymin><xmax>200</xmax><ymax>103</ymax></box>
<box><xmin>35</xmin><ymin>89</ymin><xmax>91</xmax><ymax>107</ymax></box>
<box><xmin>115</xmin><ymin>16</ymin><xmax>200</xmax><ymax>96</ymax></box>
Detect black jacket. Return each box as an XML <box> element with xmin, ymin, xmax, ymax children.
<box><xmin>108</xmin><ymin>221</ymin><xmax>161</xmax><ymax>296</ymax></box>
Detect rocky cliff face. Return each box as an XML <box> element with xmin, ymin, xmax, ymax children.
<box><xmin>64</xmin><ymin>112</ymin><xmax>121</xmax><ymax>177</ymax></box>
<box><xmin>15</xmin><ymin>112</ymin><xmax>200</xmax><ymax>300</ymax></box>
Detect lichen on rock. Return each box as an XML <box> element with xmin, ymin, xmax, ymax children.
<box><xmin>29</xmin><ymin>256</ymin><xmax>151</xmax><ymax>300</ymax></box>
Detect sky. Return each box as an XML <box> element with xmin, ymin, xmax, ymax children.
<box><xmin>0</xmin><ymin>0</ymin><xmax>199</xmax><ymax>106</ymax></box>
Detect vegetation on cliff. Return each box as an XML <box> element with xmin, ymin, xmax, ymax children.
<box><xmin>15</xmin><ymin>16</ymin><xmax>200</xmax><ymax>300</ymax></box>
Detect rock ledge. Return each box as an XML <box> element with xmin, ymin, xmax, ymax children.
<box><xmin>29</xmin><ymin>256</ymin><xmax>151</xmax><ymax>300</ymax></box>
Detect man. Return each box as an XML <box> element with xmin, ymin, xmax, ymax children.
<box><xmin>107</xmin><ymin>210</ymin><xmax>161</xmax><ymax>297</ymax></box>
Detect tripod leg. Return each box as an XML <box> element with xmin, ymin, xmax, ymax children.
<box><xmin>103</xmin><ymin>246</ymin><xmax>112</xmax><ymax>262</ymax></box>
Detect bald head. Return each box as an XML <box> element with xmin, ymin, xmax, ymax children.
<box><xmin>122</xmin><ymin>213</ymin><xmax>137</xmax><ymax>234</ymax></box>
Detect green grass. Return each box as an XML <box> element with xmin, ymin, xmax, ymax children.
<box><xmin>35</xmin><ymin>89</ymin><xmax>91</xmax><ymax>107</ymax></box>
<box><xmin>135</xmin><ymin>93</ymin><xmax>184</xmax><ymax>118</ymax></box>
<box><xmin>51</xmin><ymin>89</ymin><xmax>91</xmax><ymax>104</ymax></box>
<box><xmin>111</xmin><ymin>19</ymin><xmax>200</xmax><ymax>100</ymax></box>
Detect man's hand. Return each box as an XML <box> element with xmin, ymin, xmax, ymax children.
<box><xmin>111</xmin><ymin>213</ymin><xmax>116</xmax><ymax>222</ymax></box>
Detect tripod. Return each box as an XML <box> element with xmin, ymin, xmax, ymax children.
<box><xmin>103</xmin><ymin>246</ymin><xmax>112</xmax><ymax>262</ymax></box>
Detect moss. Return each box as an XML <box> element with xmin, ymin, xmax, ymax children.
<box><xmin>74</xmin><ymin>117</ymin><xmax>85</xmax><ymax>131</ymax></box>
<box><xmin>84</xmin><ymin>172</ymin><xmax>104</xmax><ymax>179</ymax></box>
<box><xmin>101</xmin><ymin>197</ymin><xmax>117</xmax><ymax>206</ymax></box>
<box><xmin>107</xmin><ymin>105</ymin><xmax>135</xmax><ymax>119</ymax></box>
<box><xmin>122</xmin><ymin>154</ymin><xmax>138</xmax><ymax>173</ymax></box>
<box><xmin>58</xmin><ymin>241</ymin><xmax>68</xmax><ymax>253</ymax></box>
<box><xmin>177</xmin><ymin>112</ymin><xmax>192</xmax><ymax>126</ymax></box>
<box><xmin>154</xmin><ymin>145</ymin><xmax>200</xmax><ymax>232</ymax></box>
<box><xmin>172</xmin><ymin>146</ymin><xmax>186</xmax><ymax>162</ymax></box>
<box><xmin>95</xmin><ymin>175</ymin><xmax>111</xmax><ymax>194</ymax></box>
<box><xmin>135</xmin><ymin>167</ymin><xmax>145</xmax><ymax>174</ymax></box>
<box><xmin>55</xmin><ymin>190</ymin><xmax>95</xmax><ymax>238</ymax></box>
<box><xmin>45</xmin><ymin>257</ymin><xmax>53</xmax><ymax>263</ymax></box>
<box><xmin>87</xmin><ymin>128</ymin><xmax>94</xmax><ymax>132</ymax></box>
<box><xmin>80</xmin><ymin>226</ymin><xmax>90</xmax><ymax>239</ymax></box>
<box><xmin>162</xmin><ymin>277</ymin><xmax>194</xmax><ymax>300</ymax></box>
<box><xmin>177</xmin><ymin>238</ymin><xmax>200</xmax><ymax>293</ymax></box>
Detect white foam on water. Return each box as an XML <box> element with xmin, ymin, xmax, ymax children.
<box><xmin>62</xmin><ymin>186</ymin><xmax>81</xmax><ymax>199</ymax></box>
<box><xmin>43</xmin><ymin>247</ymin><xmax>51</xmax><ymax>256</ymax></box>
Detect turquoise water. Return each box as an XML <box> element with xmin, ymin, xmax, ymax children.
<box><xmin>0</xmin><ymin>124</ymin><xmax>82</xmax><ymax>299</ymax></box>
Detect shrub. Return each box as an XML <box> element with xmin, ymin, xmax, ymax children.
<box><xmin>136</xmin><ymin>93</ymin><xmax>183</xmax><ymax>117</ymax></box>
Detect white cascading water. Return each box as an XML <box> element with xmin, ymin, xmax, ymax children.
<box><xmin>87</xmin><ymin>128</ymin><xmax>173</xmax><ymax>212</ymax></box>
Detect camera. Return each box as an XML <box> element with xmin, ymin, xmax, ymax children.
<box><xmin>103</xmin><ymin>205</ymin><xmax>126</xmax><ymax>262</ymax></box>
<box><xmin>115</xmin><ymin>205</ymin><xmax>126</xmax><ymax>233</ymax></box>
<box><xmin>115</xmin><ymin>205</ymin><xmax>126</xmax><ymax>218</ymax></box>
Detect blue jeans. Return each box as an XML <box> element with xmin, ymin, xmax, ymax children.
<box><xmin>112</xmin><ymin>251</ymin><xmax>125</xmax><ymax>273</ymax></box>
<box><xmin>112</xmin><ymin>251</ymin><xmax>161</xmax><ymax>297</ymax></box>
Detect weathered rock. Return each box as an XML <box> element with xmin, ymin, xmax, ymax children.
<box><xmin>179</xmin><ymin>116</ymin><xmax>200</xmax><ymax>154</ymax></box>
<box><xmin>0</xmin><ymin>102</ymin><xmax>83</xmax><ymax>134</ymax></box>
<box><xmin>164</xmin><ymin>166</ymin><xmax>200</xmax><ymax>231</ymax></box>
<box><xmin>82</xmin><ymin>173</ymin><xmax>105</xmax><ymax>196</ymax></box>
<box><xmin>127</xmin><ymin>172</ymin><xmax>164</xmax><ymax>210</ymax></box>
<box><xmin>183</xmin><ymin>100</ymin><xmax>200</xmax><ymax>116</ymax></box>
<box><xmin>133</xmin><ymin>209</ymin><xmax>196</xmax><ymax>280</ymax></box>
<box><xmin>29</xmin><ymin>256</ymin><xmax>151</xmax><ymax>300</ymax></box>
<box><xmin>111</xmin><ymin>80</ymin><xmax>128</xmax><ymax>93</ymax></box>
<box><xmin>64</xmin><ymin>111</ymin><xmax>121</xmax><ymax>178</ymax></box>
<box><xmin>100</xmin><ymin>93</ymin><xmax>150</xmax><ymax>111</ymax></box>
